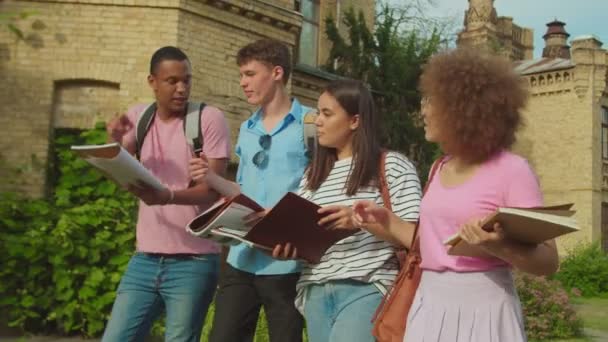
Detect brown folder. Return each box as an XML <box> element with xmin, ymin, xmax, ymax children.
<box><xmin>245</xmin><ymin>192</ymin><xmax>357</xmax><ymax>264</ymax></box>
<box><xmin>187</xmin><ymin>192</ymin><xmax>357</xmax><ymax>264</ymax></box>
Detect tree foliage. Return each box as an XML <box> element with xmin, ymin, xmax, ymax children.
<box><xmin>324</xmin><ymin>2</ymin><xmax>444</xmax><ymax>178</ymax></box>
<box><xmin>0</xmin><ymin>10</ymin><xmax>37</xmax><ymax>41</ymax></box>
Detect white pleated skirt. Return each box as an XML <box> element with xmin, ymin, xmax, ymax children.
<box><xmin>404</xmin><ymin>268</ymin><xmax>526</xmax><ymax>342</ymax></box>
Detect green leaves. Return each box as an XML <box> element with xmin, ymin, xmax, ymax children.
<box><xmin>552</xmin><ymin>242</ymin><xmax>608</xmax><ymax>297</ymax></box>
<box><xmin>0</xmin><ymin>125</ymin><xmax>137</xmax><ymax>337</ymax></box>
<box><xmin>324</xmin><ymin>3</ymin><xmax>442</xmax><ymax>179</ymax></box>
<box><xmin>516</xmin><ymin>272</ymin><xmax>584</xmax><ymax>340</ymax></box>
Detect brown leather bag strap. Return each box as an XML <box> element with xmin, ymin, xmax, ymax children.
<box><xmin>410</xmin><ymin>156</ymin><xmax>445</xmax><ymax>246</ymax></box>
<box><xmin>378</xmin><ymin>150</ymin><xmax>392</xmax><ymax>211</ymax></box>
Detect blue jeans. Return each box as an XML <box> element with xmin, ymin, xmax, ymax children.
<box><xmin>102</xmin><ymin>252</ymin><xmax>219</xmax><ymax>342</ymax></box>
<box><xmin>303</xmin><ymin>279</ymin><xmax>382</xmax><ymax>342</ymax></box>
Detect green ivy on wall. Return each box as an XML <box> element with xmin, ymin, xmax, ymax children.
<box><xmin>0</xmin><ymin>123</ymin><xmax>138</xmax><ymax>337</ymax></box>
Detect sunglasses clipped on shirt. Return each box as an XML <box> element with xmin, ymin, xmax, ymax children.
<box><xmin>252</xmin><ymin>134</ymin><xmax>271</xmax><ymax>168</ymax></box>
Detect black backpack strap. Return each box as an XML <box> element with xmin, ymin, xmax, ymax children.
<box><xmin>135</xmin><ymin>103</ymin><xmax>157</xmax><ymax>160</ymax></box>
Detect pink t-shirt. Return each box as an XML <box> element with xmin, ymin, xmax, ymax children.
<box><xmin>124</xmin><ymin>103</ymin><xmax>231</xmax><ymax>254</ymax></box>
<box><xmin>419</xmin><ymin>151</ymin><xmax>543</xmax><ymax>272</ymax></box>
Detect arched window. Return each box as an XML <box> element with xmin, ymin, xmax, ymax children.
<box><xmin>52</xmin><ymin>79</ymin><xmax>120</xmax><ymax>129</ymax></box>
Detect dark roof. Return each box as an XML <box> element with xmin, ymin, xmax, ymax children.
<box><xmin>543</xmin><ymin>19</ymin><xmax>570</xmax><ymax>39</ymax></box>
<box><xmin>514</xmin><ymin>57</ymin><xmax>575</xmax><ymax>75</ymax></box>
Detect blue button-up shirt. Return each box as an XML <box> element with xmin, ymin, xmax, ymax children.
<box><xmin>227</xmin><ymin>98</ymin><xmax>312</xmax><ymax>275</ymax></box>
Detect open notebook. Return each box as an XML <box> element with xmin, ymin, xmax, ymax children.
<box><xmin>186</xmin><ymin>192</ymin><xmax>357</xmax><ymax>263</ymax></box>
<box><xmin>71</xmin><ymin>143</ymin><xmax>164</xmax><ymax>191</ymax></box>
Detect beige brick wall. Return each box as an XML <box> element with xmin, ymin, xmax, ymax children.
<box><xmin>0</xmin><ymin>0</ymin><xmax>300</xmax><ymax>196</ymax></box>
<box><xmin>0</xmin><ymin>0</ymin><xmax>375</xmax><ymax>197</ymax></box>
<box><xmin>514</xmin><ymin>62</ymin><xmax>607</xmax><ymax>252</ymax></box>
<box><xmin>175</xmin><ymin>2</ymin><xmax>300</xmax><ymax>151</ymax></box>
<box><xmin>0</xmin><ymin>1</ymin><xmax>179</xmax><ymax>196</ymax></box>
<box><xmin>53</xmin><ymin>81</ymin><xmax>121</xmax><ymax>129</ymax></box>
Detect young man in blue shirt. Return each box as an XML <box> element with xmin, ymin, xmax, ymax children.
<box><xmin>208</xmin><ymin>39</ymin><xmax>311</xmax><ymax>342</ymax></box>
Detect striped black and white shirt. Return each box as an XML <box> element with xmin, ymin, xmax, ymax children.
<box><xmin>294</xmin><ymin>151</ymin><xmax>421</xmax><ymax>313</ymax></box>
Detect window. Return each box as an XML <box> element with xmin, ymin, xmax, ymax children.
<box><xmin>296</xmin><ymin>0</ymin><xmax>319</xmax><ymax>66</ymax></box>
<box><xmin>602</xmin><ymin>106</ymin><xmax>608</xmax><ymax>159</ymax></box>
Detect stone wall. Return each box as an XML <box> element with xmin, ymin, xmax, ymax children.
<box><xmin>1</xmin><ymin>0</ymin><xmax>374</xmax><ymax>197</ymax></box>
<box><xmin>514</xmin><ymin>39</ymin><xmax>608</xmax><ymax>251</ymax></box>
<box><xmin>1</xmin><ymin>0</ymin><xmax>181</xmax><ymax>196</ymax></box>
<box><xmin>514</xmin><ymin>81</ymin><xmax>596</xmax><ymax>251</ymax></box>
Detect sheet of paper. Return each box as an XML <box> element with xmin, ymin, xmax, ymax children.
<box><xmin>72</xmin><ymin>144</ymin><xmax>165</xmax><ymax>191</ymax></box>
<box><xmin>205</xmin><ymin>203</ymin><xmax>256</xmax><ymax>231</ymax></box>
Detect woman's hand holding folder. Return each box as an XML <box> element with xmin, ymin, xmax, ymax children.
<box><xmin>271</xmin><ymin>242</ymin><xmax>299</xmax><ymax>260</ymax></box>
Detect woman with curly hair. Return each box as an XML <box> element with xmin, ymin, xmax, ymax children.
<box><xmin>352</xmin><ymin>48</ymin><xmax>559</xmax><ymax>341</ymax></box>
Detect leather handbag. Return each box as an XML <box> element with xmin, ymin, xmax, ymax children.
<box><xmin>372</xmin><ymin>156</ymin><xmax>442</xmax><ymax>342</ymax></box>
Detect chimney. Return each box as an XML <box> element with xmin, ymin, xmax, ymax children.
<box><xmin>542</xmin><ymin>19</ymin><xmax>571</xmax><ymax>59</ymax></box>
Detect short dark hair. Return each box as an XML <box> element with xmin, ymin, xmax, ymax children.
<box><xmin>236</xmin><ymin>39</ymin><xmax>292</xmax><ymax>83</ymax></box>
<box><xmin>419</xmin><ymin>48</ymin><xmax>527</xmax><ymax>163</ymax></box>
<box><xmin>306</xmin><ymin>80</ymin><xmax>382</xmax><ymax>196</ymax></box>
<box><xmin>150</xmin><ymin>46</ymin><xmax>189</xmax><ymax>75</ymax></box>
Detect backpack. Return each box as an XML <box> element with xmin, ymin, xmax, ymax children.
<box><xmin>302</xmin><ymin>110</ymin><xmax>318</xmax><ymax>158</ymax></box>
<box><xmin>135</xmin><ymin>102</ymin><xmax>318</xmax><ymax>160</ymax></box>
<box><xmin>134</xmin><ymin>102</ymin><xmax>205</xmax><ymax>160</ymax></box>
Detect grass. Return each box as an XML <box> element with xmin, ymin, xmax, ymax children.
<box><xmin>548</xmin><ymin>297</ymin><xmax>608</xmax><ymax>342</ymax></box>
<box><xmin>200</xmin><ymin>303</ymin><xmax>270</xmax><ymax>341</ymax></box>
<box><xmin>200</xmin><ymin>303</ymin><xmax>308</xmax><ymax>342</ymax></box>
<box><xmin>572</xmin><ymin>297</ymin><xmax>608</xmax><ymax>332</ymax></box>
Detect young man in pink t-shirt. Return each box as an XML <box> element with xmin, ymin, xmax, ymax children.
<box><xmin>102</xmin><ymin>46</ymin><xmax>231</xmax><ymax>342</ymax></box>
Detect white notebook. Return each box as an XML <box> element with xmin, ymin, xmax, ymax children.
<box><xmin>71</xmin><ymin>142</ymin><xmax>165</xmax><ymax>191</ymax></box>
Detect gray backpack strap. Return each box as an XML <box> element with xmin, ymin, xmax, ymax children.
<box><xmin>303</xmin><ymin>110</ymin><xmax>318</xmax><ymax>158</ymax></box>
<box><xmin>135</xmin><ymin>103</ymin><xmax>157</xmax><ymax>160</ymax></box>
<box><xmin>183</xmin><ymin>102</ymin><xmax>205</xmax><ymax>156</ymax></box>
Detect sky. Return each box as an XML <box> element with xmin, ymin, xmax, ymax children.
<box><xmin>419</xmin><ymin>0</ymin><xmax>608</xmax><ymax>59</ymax></box>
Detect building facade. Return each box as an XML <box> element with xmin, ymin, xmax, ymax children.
<box><xmin>0</xmin><ymin>0</ymin><xmax>374</xmax><ymax>196</ymax></box>
<box><xmin>458</xmin><ymin>0</ymin><xmax>608</xmax><ymax>251</ymax></box>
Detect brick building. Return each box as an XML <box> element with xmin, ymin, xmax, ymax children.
<box><xmin>0</xmin><ymin>0</ymin><xmax>374</xmax><ymax>196</ymax></box>
<box><xmin>458</xmin><ymin>0</ymin><xmax>608</xmax><ymax>251</ymax></box>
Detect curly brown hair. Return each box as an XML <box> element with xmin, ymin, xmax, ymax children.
<box><xmin>419</xmin><ymin>48</ymin><xmax>528</xmax><ymax>163</ymax></box>
<box><xmin>236</xmin><ymin>39</ymin><xmax>291</xmax><ymax>84</ymax></box>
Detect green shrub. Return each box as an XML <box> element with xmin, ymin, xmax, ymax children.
<box><xmin>515</xmin><ymin>272</ymin><xmax>583</xmax><ymax>341</ymax></box>
<box><xmin>553</xmin><ymin>242</ymin><xmax>608</xmax><ymax>297</ymax></box>
<box><xmin>0</xmin><ymin>124</ymin><xmax>138</xmax><ymax>337</ymax></box>
<box><xmin>0</xmin><ymin>192</ymin><xmax>57</xmax><ymax>333</ymax></box>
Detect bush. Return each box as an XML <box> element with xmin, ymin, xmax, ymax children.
<box><xmin>0</xmin><ymin>193</ymin><xmax>57</xmax><ymax>333</ymax></box>
<box><xmin>0</xmin><ymin>124</ymin><xmax>138</xmax><ymax>337</ymax></box>
<box><xmin>515</xmin><ymin>272</ymin><xmax>583</xmax><ymax>341</ymax></box>
<box><xmin>553</xmin><ymin>242</ymin><xmax>608</xmax><ymax>297</ymax></box>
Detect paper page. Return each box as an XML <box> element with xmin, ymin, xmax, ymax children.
<box><xmin>499</xmin><ymin>208</ymin><xmax>578</xmax><ymax>228</ymax></box>
<box><xmin>215</xmin><ymin>227</ymin><xmax>247</xmax><ymax>238</ymax></box>
<box><xmin>72</xmin><ymin>144</ymin><xmax>165</xmax><ymax>191</ymax></box>
<box><xmin>212</xmin><ymin>228</ymin><xmax>272</xmax><ymax>251</ymax></box>
<box><xmin>206</xmin><ymin>203</ymin><xmax>256</xmax><ymax>231</ymax></box>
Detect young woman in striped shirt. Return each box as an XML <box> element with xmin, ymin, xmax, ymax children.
<box><xmin>272</xmin><ymin>79</ymin><xmax>422</xmax><ymax>342</ymax></box>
